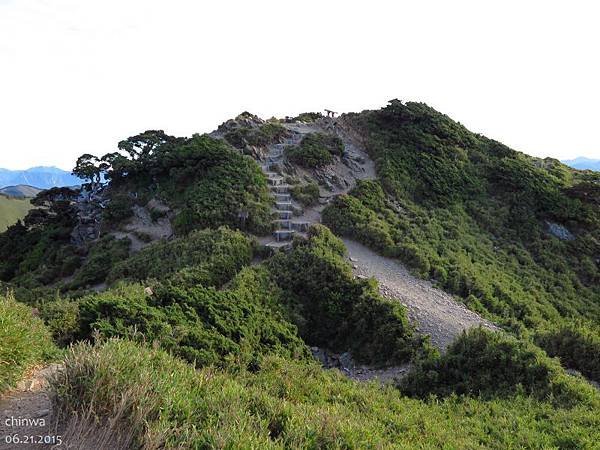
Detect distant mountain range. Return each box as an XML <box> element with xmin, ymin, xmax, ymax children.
<box><xmin>561</xmin><ymin>157</ymin><xmax>600</xmax><ymax>171</ymax></box>
<box><xmin>0</xmin><ymin>166</ymin><xmax>83</xmax><ymax>190</ymax></box>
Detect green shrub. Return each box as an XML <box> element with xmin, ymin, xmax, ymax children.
<box><xmin>51</xmin><ymin>338</ymin><xmax>600</xmax><ymax>449</ymax></box>
<box><xmin>0</xmin><ymin>203</ymin><xmax>78</xmax><ymax>287</ymax></box>
<box><xmin>535</xmin><ymin>322</ymin><xmax>600</xmax><ymax>382</ymax></box>
<box><xmin>290</xmin><ymin>182</ymin><xmax>320</xmax><ymax>206</ymax></box>
<box><xmin>103</xmin><ymin>193</ymin><xmax>134</xmax><ymax>225</ymax></box>
<box><xmin>107</xmin><ymin>227</ymin><xmax>252</xmax><ymax>287</ymax></box>
<box><xmin>161</xmin><ymin>135</ymin><xmax>273</xmax><ymax>235</ymax></box>
<box><xmin>0</xmin><ymin>292</ymin><xmax>56</xmax><ymax>391</ymax></box>
<box><xmin>133</xmin><ymin>231</ymin><xmax>153</xmax><ymax>243</ymax></box>
<box><xmin>399</xmin><ymin>328</ymin><xmax>598</xmax><ymax>408</ymax></box>
<box><xmin>322</xmin><ymin>192</ymin><xmax>395</xmax><ymax>254</ymax></box>
<box><xmin>77</xmin><ymin>279</ymin><xmax>308</xmax><ymax>368</ymax></box>
<box><xmin>322</xmin><ymin>102</ymin><xmax>600</xmax><ymax>335</ymax></box>
<box><xmin>224</xmin><ymin>122</ymin><xmax>288</xmax><ymax>148</ymax></box>
<box><xmin>148</xmin><ymin>208</ymin><xmax>167</xmax><ymax>222</ymax></box>
<box><xmin>39</xmin><ymin>298</ymin><xmax>80</xmax><ymax>347</ymax></box>
<box><xmin>68</xmin><ymin>235</ymin><xmax>131</xmax><ymax>289</ymax></box>
<box><xmin>286</xmin><ymin>132</ymin><xmax>343</xmax><ymax>168</ymax></box>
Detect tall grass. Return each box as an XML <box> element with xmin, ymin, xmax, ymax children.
<box><xmin>51</xmin><ymin>339</ymin><xmax>600</xmax><ymax>449</ymax></box>
<box><xmin>0</xmin><ymin>292</ymin><xmax>56</xmax><ymax>391</ymax></box>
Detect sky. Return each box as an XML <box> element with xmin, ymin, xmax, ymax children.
<box><xmin>0</xmin><ymin>0</ymin><xmax>598</xmax><ymax>170</ymax></box>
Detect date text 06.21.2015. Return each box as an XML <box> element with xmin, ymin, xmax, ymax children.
<box><xmin>3</xmin><ymin>434</ymin><xmax>63</xmax><ymax>446</ymax></box>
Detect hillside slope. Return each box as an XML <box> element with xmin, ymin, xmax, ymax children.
<box><xmin>322</xmin><ymin>100</ymin><xmax>600</xmax><ymax>381</ymax></box>
<box><xmin>1</xmin><ymin>106</ymin><xmax>599</xmax><ymax>449</ymax></box>
<box><xmin>0</xmin><ymin>194</ymin><xmax>32</xmax><ymax>232</ymax></box>
<box><xmin>0</xmin><ymin>185</ymin><xmax>42</xmax><ymax>198</ymax></box>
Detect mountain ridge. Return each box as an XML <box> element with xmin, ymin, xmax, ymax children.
<box><xmin>0</xmin><ymin>184</ymin><xmax>42</xmax><ymax>198</ymax></box>
<box><xmin>562</xmin><ymin>156</ymin><xmax>600</xmax><ymax>171</ymax></box>
<box><xmin>0</xmin><ymin>166</ymin><xmax>83</xmax><ymax>189</ymax></box>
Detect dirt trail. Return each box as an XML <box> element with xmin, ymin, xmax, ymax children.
<box><xmin>0</xmin><ymin>366</ymin><xmax>60</xmax><ymax>450</ymax></box>
<box><xmin>343</xmin><ymin>239</ymin><xmax>498</xmax><ymax>351</ymax></box>
<box><xmin>0</xmin><ymin>366</ymin><xmax>129</xmax><ymax>450</ymax></box>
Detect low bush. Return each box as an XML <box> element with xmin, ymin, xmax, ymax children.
<box><xmin>77</xmin><ymin>276</ymin><xmax>309</xmax><ymax>368</ymax></box>
<box><xmin>0</xmin><ymin>203</ymin><xmax>79</xmax><ymax>287</ymax></box>
<box><xmin>0</xmin><ymin>292</ymin><xmax>57</xmax><ymax>391</ymax></box>
<box><xmin>107</xmin><ymin>227</ymin><xmax>253</xmax><ymax>287</ymax></box>
<box><xmin>224</xmin><ymin>122</ymin><xmax>288</xmax><ymax>148</ymax></box>
<box><xmin>535</xmin><ymin>321</ymin><xmax>600</xmax><ymax>382</ymax></box>
<box><xmin>290</xmin><ymin>182</ymin><xmax>320</xmax><ymax>206</ymax></box>
<box><xmin>286</xmin><ymin>132</ymin><xmax>343</xmax><ymax>168</ymax></box>
<box><xmin>399</xmin><ymin>328</ymin><xmax>598</xmax><ymax>408</ymax></box>
<box><xmin>322</xmin><ymin>191</ymin><xmax>395</xmax><ymax>254</ymax></box>
<box><xmin>162</xmin><ymin>136</ymin><xmax>273</xmax><ymax>235</ymax></box>
<box><xmin>102</xmin><ymin>193</ymin><xmax>134</xmax><ymax>226</ymax></box>
<box><xmin>68</xmin><ymin>235</ymin><xmax>131</xmax><ymax>289</ymax></box>
<box><xmin>292</xmin><ymin>112</ymin><xmax>323</xmax><ymax>123</ymax></box>
<box><xmin>39</xmin><ymin>297</ymin><xmax>80</xmax><ymax>347</ymax></box>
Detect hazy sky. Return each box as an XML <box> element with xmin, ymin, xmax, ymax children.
<box><xmin>1</xmin><ymin>0</ymin><xmax>598</xmax><ymax>170</ymax></box>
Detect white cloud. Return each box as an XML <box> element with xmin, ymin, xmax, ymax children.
<box><xmin>0</xmin><ymin>0</ymin><xmax>598</xmax><ymax>169</ymax></box>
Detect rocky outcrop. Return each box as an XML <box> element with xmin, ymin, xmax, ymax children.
<box><xmin>311</xmin><ymin>347</ymin><xmax>409</xmax><ymax>383</ymax></box>
<box><xmin>546</xmin><ymin>221</ymin><xmax>576</xmax><ymax>241</ymax></box>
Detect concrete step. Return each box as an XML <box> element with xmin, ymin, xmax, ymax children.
<box><xmin>274</xmin><ymin>193</ymin><xmax>291</xmax><ymax>201</ymax></box>
<box><xmin>274</xmin><ymin>219</ymin><xmax>291</xmax><ymax>229</ymax></box>
<box><xmin>265</xmin><ymin>241</ymin><xmax>293</xmax><ymax>251</ymax></box>
<box><xmin>274</xmin><ymin>229</ymin><xmax>296</xmax><ymax>241</ymax></box>
<box><xmin>276</xmin><ymin>210</ymin><xmax>293</xmax><ymax>219</ymax></box>
<box><xmin>268</xmin><ymin>177</ymin><xmax>284</xmax><ymax>186</ymax></box>
<box><xmin>291</xmin><ymin>221</ymin><xmax>311</xmax><ymax>232</ymax></box>
<box><xmin>275</xmin><ymin>202</ymin><xmax>292</xmax><ymax>210</ymax></box>
<box><xmin>271</xmin><ymin>184</ymin><xmax>291</xmax><ymax>193</ymax></box>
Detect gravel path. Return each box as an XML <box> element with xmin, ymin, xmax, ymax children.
<box><xmin>0</xmin><ymin>366</ymin><xmax>59</xmax><ymax>450</ymax></box>
<box><xmin>343</xmin><ymin>239</ymin><xmax>498</xmax><ymax>351</ymax></box>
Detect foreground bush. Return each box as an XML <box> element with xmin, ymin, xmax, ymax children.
<box><xmin>0</xmin><ymin>293</ymin><xmax>56</xmax><ymax>391</ymax></box>
<box><xmin>535</xmin><ymin>322</ymin><xmax>600</xmax><ymax>382</ymax></box>
<box><xmin>51</xmin><ymin>339</ymin><xmax>600</xmax><ymax>449</ymax></box>
<box><xmin>77</xmin><ymin>274</ymin><xmax>309</xmax><ymax>368</ymax></box>
<box><xmin>399</xmin><ymin>328</ymin><xmax>598</xmax><ymax>408</ymax></box>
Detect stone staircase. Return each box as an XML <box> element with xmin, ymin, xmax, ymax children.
<box><xmin>262</xmin><ymin>136</ymin><xmax>310</xmax><ymax>250</ymax></box>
